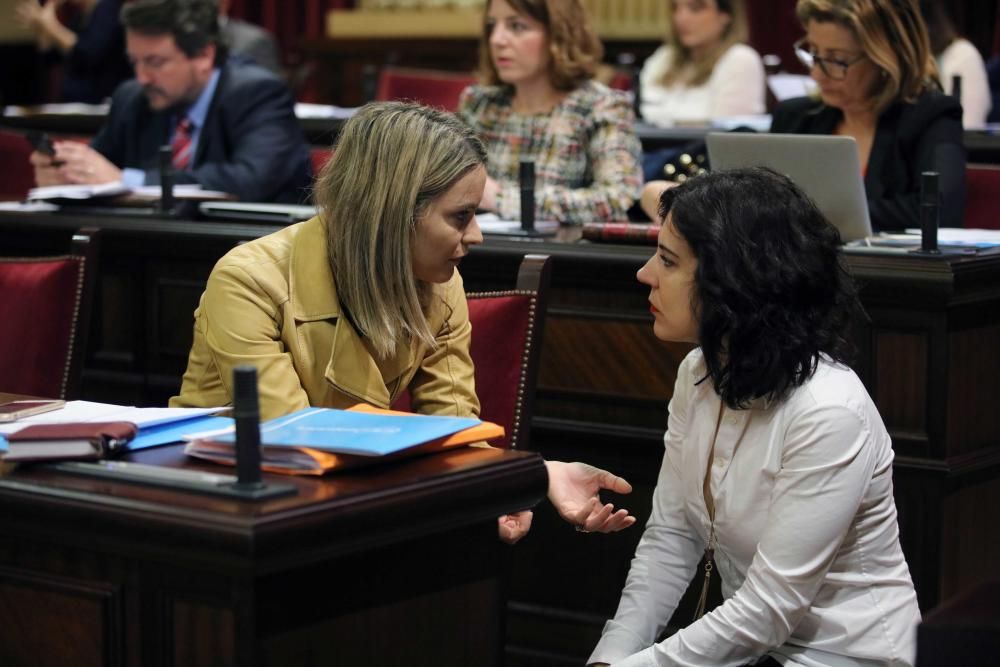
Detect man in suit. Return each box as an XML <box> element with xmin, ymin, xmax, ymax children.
<box><xmin>30</xmin><ymin>0</ymin><xmax>311</xmax><ymax>204</ymax></box>
<box><xmin>218</xmin><ymin>0</ymin><xmax>281</xmax><ymax>76</ymax></box>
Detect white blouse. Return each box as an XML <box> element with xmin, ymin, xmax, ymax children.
<box><xmin>938</xmin><ymin>38</ymin><xmax>991</xmax><ymax>129</ymax></box>
<box><xmin>589</xmin><ymin>349</ymin><xmax>920</xmax><ymax>667</ymax></box>
<box><xmin>639</xmin><ymin>43</ymin><xmax>766</xmax><ymax>127</ymax></box>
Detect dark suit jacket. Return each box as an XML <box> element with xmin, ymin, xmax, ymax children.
<box><xmin>91</xmin><ymin>61</ymin><xmax>311</xmax><ymax>204</ymax></box>
<box><xmin>222</xmin><ymin>18</ymin><xmax>281</xmax><ymax>76</ymax></box>
<box><xmin>770</xmin><ymin>91</ymin><xmax>965</xmax><ymax>231</ymax></box>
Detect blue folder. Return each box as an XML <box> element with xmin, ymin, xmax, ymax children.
<box><xmin>209</xmin><ymin>407</ymin><xmax>481</xmax><ymax>457</ymax></box>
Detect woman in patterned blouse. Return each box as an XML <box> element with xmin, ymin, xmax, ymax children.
<box><xmin>457</xmin><ymin>0</ymin><xmax>643</xmax><ymax>225</ymax></box>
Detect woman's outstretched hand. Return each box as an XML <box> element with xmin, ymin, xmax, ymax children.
<box><xmin>545</xmin><ymin>461</ymin><xmax>636</xmax><ymax>533</ymax></box>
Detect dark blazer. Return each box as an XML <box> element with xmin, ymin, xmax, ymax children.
<box><xmin>770</xmin><ymin>91</ymin><xmax>965</xmax><ymax>231</ymax></box>
<box><xmin>90</xmin><ymin>61</ymin><xmax>311</xmax><ymax>204</ymax></box>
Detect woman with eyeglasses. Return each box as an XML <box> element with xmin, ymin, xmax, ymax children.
<box><xmin>771</xmin><ymin>0</ymin><xmax>965</xmax><ymax>231</ymax></box>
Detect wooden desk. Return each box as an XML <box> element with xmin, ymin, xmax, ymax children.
<box><xmin>0</xmin><ymin>112</ymin><xmax>345</xmax><ymax>149</ymax></box>
<box><xmin>2</xmin><ymin>211</ymin><xmax>999</xmax><ymax>664</ymax></box>
<box><xmin>8</xmin><ymin>111</ymin><xmax>1000</xmax><ymax>162</ymax></box>
<box><xmin>0</xmin><ymin>424</ymin><xmax>547</xmax><ymax>666</ymax></box>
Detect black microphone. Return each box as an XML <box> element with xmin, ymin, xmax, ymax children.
<box><xmin>519</xmin><ymin>157</ymin><xmax>535</xmax><ymax>233</ymax></box>
<box><xmin>232</xmin><ymin>365</ymin><xmax>264</xmax><ymax>489</ymax></box>
<box><xmin>158</xmin><ymin>145</ymin><xmax>174</xmax><ymax>213</ymax></box>
<box><xmin>951</xmin><ymin>74</ymin><xmax>962</xmax><ymax>103</ymax></box>
<box><xmin>919</xmin><ymin>171</ymin><xmax>940</xmax><ymax>254</ymax></box>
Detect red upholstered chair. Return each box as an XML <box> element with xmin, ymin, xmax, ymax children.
<box><xmin>465</xmin><ymin>254</ymin><xmax>552</xmax><ymax>450</ymax></box>
<box><xmin>0</xmin><ymin>228</ymin><xmax>99</xmax><ymax>399</ymax></box>
<box><xmin>392</xmin><ymin>254</ymin><xmax>552</xmax><ymax>450</ymax></box>
<box><xmin>0</xmin><ymin>131</ymin><xmax>36</xmax><ymax>202</ymax></box>
<box><xmin>608</xmin><ymin>69</ymin><xmax>633</xmax><ymax>92</ymax></box>
<box><xmin>310</xmin><ymin>147</ymin><xmax>333</xmax><ymax>174</ymax></box>
<box><xmin>375</xmin><ymin>66</ymin><xmax>478</xmax><ymax>112</ymax></box>
<box><xmin>964</xmin><ymin>164</ymin><xmax>1000</xmax><ymax>229</ymax></box>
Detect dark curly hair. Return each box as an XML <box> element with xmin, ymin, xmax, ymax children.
<box><xmin>659</xmin><ymin>167</ymin><xmax>861</xmax><ymax>409</ymax></box>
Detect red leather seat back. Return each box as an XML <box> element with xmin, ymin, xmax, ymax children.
<box><xmin>376</xmin><ymin>67</ymin><xmax>478</xmax><ymax>112</ymax></box>
<box><xmin>0</xmin><ymin>256</ymin><xmax>86</xmax><ymax>397</ymax></box>
<box><xmin>965</xmin><ymin>164</ymin><xmax>1000</xmax><ymax>229</ymax></box>
<box><xmin>465</xmin><ymin>293</ymin><xmax>534</xmax><ymax>450</ymax></box>
<box><xmin>0</xmin><ymin>131</ymin><xmax>36</xmax><ymax>201</ymax></box>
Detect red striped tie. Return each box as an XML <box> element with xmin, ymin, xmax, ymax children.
<box><xmin>171</xmin><ymin>117</ymin><xmax>194</xmax><ymax>170</ymax></box>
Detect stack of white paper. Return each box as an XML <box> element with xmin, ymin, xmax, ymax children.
<box><xmin>27</xmin><ymin>182</ymin><xmax>129</xmax><ymax>201</ymax></box>
<box><xmin>0</xmin><ymin>400</ymin><xmax>225</xmax><ymax>437</ymax></box>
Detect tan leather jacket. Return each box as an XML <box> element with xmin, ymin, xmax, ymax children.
<box><xmin>170</xmin><ymin>216</ymin><xmax>480</xmax><ymax>421</ymax></box>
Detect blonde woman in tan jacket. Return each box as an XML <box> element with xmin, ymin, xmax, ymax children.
<box><xmin>172</xmin><ymin>101</ymin><xmax>636</xmax><ymax>543</ymax></box>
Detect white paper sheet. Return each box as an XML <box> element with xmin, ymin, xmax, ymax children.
<box><xmin>0</xmin><ymin>400</ymin><xmax>226</xmax><ymax>436</ymax></box>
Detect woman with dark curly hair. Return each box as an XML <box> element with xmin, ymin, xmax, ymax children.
<box><xmin>457</xmin><ymin>0</ymin><xmax>642</xmax><ymax>225</ymax></box>
<box><xmin>589</xmin><ymin>167</ymin><xmax>919</xmax><ymax>667</ymax></box>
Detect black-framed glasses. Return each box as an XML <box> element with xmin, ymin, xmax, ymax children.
<box><xmin>793</xmin><ymin>39</ymin><xmax>867</xmax><ymax>80</ymax></box>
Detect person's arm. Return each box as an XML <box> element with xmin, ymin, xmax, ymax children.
<box><xmin>172</xmin><ymin>76</ymin><xmax>309</xmax><ymax>202</ymax></box>
<box><xmin>30</xmin><ymin>84</ymin><xmax>126</xmax><ymax>185</ymax></box>
<box><xmin>588</xmin><ymin>356</ymin><xmax>705</xmax><ymax>666</ymax></box>
<box><xmin>16</xmin><ymin>0</ymin><xmax>75</xmax><ymax>53</ymax></box>
<box><xmin>29</xmin><ymin>149</ymin><xmax>65</xmax><ymax>186</ymax></box>
<box><xmin>639</xmin><ymin>181</ymin><xmax>675</xmax><ymax>222</ymax></box>
<box><xmin>182</xmin><ymin>258</ymin><xmax>311</xmax><ymax>420</ymax></box>
<box><xmin>495</xmin><ymin>91</ymin><xmax>643</xmax><ymax>224</ymax></box>
<box><xmin>708</xmin><ymin>46</ymin><xmax>766</xmax><ymax>118</ymax></box>
<box><xmin>868</xmin><ymin>101</ymin><xmax>965</xmax><ymax>231</ymax></box>
<box><xmin>498</xmin><ymin>460</ymin><xmax>635</xmax><ymax>545</ymax></box>
<box><xmin>610</xmin><ymin>402</ymin><xmax>883</xmax><ymax>666</ymax></box>
<box><xmin>544</xmin><ymin>461</ymin><xmax>634</xmax><ymax>532</ymax></box>
<box><xmin>940</xmin><ymin>40</ymin><xmax>991</xmax><ymax>129</ymax></box>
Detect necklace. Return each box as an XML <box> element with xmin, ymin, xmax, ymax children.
<box><xmin>694</xmin><ymin>401</ymin><xmax>725</xmax><ymax>621</ymax></box>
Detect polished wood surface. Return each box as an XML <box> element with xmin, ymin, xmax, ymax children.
<box><xmin>0</xmin><ymin>428</ymin><xmax>548</xmax><ymax>666</ymax></box>
<box><xmin>2</xmin><ymin>210</ymin><xmax>999</xmax><ymax>664</ymax></box>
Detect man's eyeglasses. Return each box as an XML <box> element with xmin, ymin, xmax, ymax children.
<box><xmin>128</xmin><ymin>55</ymin><xmax>178</xmax><ymax>73</ymax></box>
<box><xmin>793</xmin><ymin>39</ymin><xmax>866</xmax><ymax>80</ymax></box>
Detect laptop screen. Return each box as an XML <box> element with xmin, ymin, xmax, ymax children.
<box><xmin>706</xmin><ymin>132</ymin><xmax>873</xmax><ymax>243</ymax></box>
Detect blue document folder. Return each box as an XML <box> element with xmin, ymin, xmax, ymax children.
<box><xmin>210</xmin><ymin>407</ymin><xmax>482</xmax><ymax>457</ymax></box>
<box><xmin>129</xmin><ymin>416</ymin><xmax>235</xmax><ymax>451</ymax></box>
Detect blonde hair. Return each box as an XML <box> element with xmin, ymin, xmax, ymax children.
<box><xmin>661</xmin><ymin>0</ymin><xmax>749</xmax><ymax>87</ymax></box>
<box><xmin>796</xmin><ymin>0</ymin><xmax>938</xmax><ymax>112</ymax></box>
<box><xmin>314</xmin><ymin>102</ymin><xmax>487</xmax><ymax>359</ymax></box>
<box><xmin>478</xmin><ymin>0</ymin><xmax>603</xmax><ymax>91</ymax></box>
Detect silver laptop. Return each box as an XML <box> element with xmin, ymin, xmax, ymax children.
<box><xmin>706</xmin><ymin>132</ymin><xmax>872</xmax><ymax>243</ymax></box>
